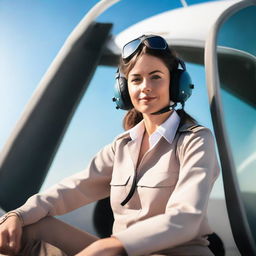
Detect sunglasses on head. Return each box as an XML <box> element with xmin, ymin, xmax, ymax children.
<box><xmin>122</xmin><ymin>35</ymin><xmax>168</xmax><ymax>61</ymax></box>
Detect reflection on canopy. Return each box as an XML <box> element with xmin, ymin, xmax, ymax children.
<box><xmin>217</xmin><ymin>46</ymin><xmax>256</xmax><ymax>108</ymax></box>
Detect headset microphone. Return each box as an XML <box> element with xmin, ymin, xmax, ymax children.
<box><xmin>150</xmin><ymin>102</ymin><xmax>177</xmax><ymax>115</ymax></box>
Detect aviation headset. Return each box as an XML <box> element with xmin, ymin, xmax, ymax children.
<box><xmin>112</xmin><ymin>38</ymin><xmax>194</xmax><ymax>111</ymax></box>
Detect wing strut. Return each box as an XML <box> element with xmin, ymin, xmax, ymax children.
<box><xmin>0</xmin><ymin>22</ymin><xmax>112</xmax><ymax>211</ymax></box>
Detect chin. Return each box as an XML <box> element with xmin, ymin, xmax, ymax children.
<box><xmin>140</xmin><ymin>104</ymin><xmax>165</xmax><ymax>113</ymax></box>
<box><xmin>138</xmin><ymin>107</ymin><xmax>158</xmax><ymax>115</ymax></box>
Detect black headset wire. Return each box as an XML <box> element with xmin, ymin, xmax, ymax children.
<box><xmin>120</xmin><ymin>173</ymin><xmax>137</xmax><ymax>206</ymax></box>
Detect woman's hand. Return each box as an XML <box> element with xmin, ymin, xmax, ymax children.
<box><xmin>0</xmin><ymin>214</ymin><xmax>23</xmax><ymax>255</ymax></box>
<box><xmin>75</xmin><ymin>237</ymin><xmax>127</xmax><ymax>256</ymax></box>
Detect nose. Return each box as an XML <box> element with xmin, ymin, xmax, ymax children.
<box><xmin>141</xmin><ymin>78</ymin><xmax>152</xmax><ymax>92</ymax></box>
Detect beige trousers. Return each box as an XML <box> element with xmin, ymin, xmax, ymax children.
<box><xmin>1</xmin><ymin>217</ymin><xmax>214</xmax><ymax>256</ymax></box>
<box><xmin>17</xmin><ymin>216</ymin><xmax>99</xmax><ymax>256</ymax></box>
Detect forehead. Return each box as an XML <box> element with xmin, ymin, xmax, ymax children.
<box><xmin>128</xmin><ymin>54</ymin><xmax>169</xmax><ymax>76</ymax></box>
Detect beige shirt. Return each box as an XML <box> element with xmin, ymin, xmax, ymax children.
<box><xmin>15</xmin><ymin>111</ymin><xmax>219</xmax><ymax>256</ymax></box>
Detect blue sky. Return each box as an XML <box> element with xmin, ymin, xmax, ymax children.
<box><xmin>0</xmin><ymin>0</ymin><xmax>214</xmax><ymax>148</ymax></box>
<box><xmin>0</xmin><ymin>0</ymin><xmax>225</xmax><ymax>195</ymax></box>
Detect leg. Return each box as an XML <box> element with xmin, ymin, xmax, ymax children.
<box><xmin>21</xmin><ymin>216</ymin><xmax>99</xmax><ymax>256</ymax></box>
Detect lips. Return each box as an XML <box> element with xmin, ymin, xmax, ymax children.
<box><xmin>139</xmin><ymin>96</ymin><xmax>156</xmax><ymax>101</ymax></box>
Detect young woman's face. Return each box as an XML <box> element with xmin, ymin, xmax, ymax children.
<box><xmin>127</xmin><ymin>54</ymin><xmax>170</xmax><ymax>115</ymax></box>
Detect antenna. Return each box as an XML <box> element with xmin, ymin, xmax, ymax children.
<box><xmin>180</xmin><ymin>0</ymin><xmax>188</xmax><ymax>7</ymax></box>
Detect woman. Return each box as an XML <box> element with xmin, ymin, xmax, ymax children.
<box><xmin>0</xmin><ymin>35</ymin><xmax>220</xmax><ymax>256</ymax></box>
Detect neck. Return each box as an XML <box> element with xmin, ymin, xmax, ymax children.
<box><xmin>142</xmin><ymin>110</ymin><xmax>173</xmax><ymax>136</ymax></box>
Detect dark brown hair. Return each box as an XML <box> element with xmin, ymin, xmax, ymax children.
<box><xmin>120</xmin><ymin>44</ymin><xmax>197</xmax><ymax>130</ymax></box>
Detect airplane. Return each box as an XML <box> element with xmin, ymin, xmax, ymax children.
<box><xmin>0</xmin><ymin>0</ymin><xmax>255</xmax><ymax>255</ymax></box>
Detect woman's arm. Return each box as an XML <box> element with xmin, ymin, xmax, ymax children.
<box><xmin>14</xmin><ymin>142</ymin><xmax>116</xmax><ymax>227</ymax></box>
<box><xmin>0</xmin><ymin>213</ymin><xmax>22</xmax><ymax>255</ymax></box>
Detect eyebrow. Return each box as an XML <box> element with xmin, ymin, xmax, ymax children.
<box><xmin>149</xmin><ymin>70</ymin><xmax>164</xmax><ymax>75</ymax></box>
<box><xmin>129</xmin><ymin>70</ymin><xmax>164</xmax><ymax>77</ymax></box>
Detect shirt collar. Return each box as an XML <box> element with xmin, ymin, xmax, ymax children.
<box><xmin>129</xmin><ymin>119</ymin><xmax>145</xmax><ymax>141</ymax></box>
<box><xmin>151</xmin><ymin>110</ymin><xmax>180</xmax><ymax>146</ymax></box>
<box><xmin>128</xmin><ymin>111</ymin><xmax>180</xmax><ymax>147</ymax></box>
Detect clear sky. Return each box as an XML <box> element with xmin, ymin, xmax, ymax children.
<box><xmin>0</xmin><ymin>0</ymin><xmax>225</xmax><ymax>196</ymax></box>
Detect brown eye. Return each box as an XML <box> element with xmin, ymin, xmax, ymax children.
<box><xmin>151</xmin><ymin>75</ymin><xmax>161</xmax><ymax>80</ymax></box>
<box><xmin>130</xmin><ymin>77</ymin><xmax>141</xmax><ymax>83</ymax></box>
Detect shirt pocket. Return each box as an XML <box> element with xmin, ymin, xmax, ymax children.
<box><xmin>136</xmin><ymin>172</ymin><xmax>179</xmax><ymax>212</ymax></box>
<box><xmin>110</xmin><ymin>174</ymin><xmax>131</xmax><ymax>186</ymax></box>
<box><xmin>110</xmin><ymin>173</ymin><xmax>132</xmax><ymax>212</ymax></box>
<box><xmin>137</xmin><ymin>172</ymin><xmax>178</xmax><ymax>188</ymax></box>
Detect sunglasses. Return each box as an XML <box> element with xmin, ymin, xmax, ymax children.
<box><xmin>122</xmin><ymin>35</ymin><xmax>168</xmax><ymax>61</ymax></box>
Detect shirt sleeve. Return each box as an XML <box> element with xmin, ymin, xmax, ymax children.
<box><xmin>14</xmin><ymin>141</ymin><xmax>116</xmax><ymax>226</ymax></box>
<box><xmin>113</xmin><ymin>128</ymin><xmax>220</xmax><ymax>256</ymax></box>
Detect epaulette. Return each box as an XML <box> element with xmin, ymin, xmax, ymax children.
<box><xmin>178</xmin><ymin>123</ymin><xmax>205</xmax><ymax>133</ymax></box>
<box><xmin>114</xmin><ymin>130</ymin><xmax>131</xmax><ymax>141</ymax></box>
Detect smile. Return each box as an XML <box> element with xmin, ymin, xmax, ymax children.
<box><xmin>139</xmin><ymin>96</ymin><xmax>157</xmax><ymax>101</ymax></box>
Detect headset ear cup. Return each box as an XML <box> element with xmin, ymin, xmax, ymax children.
<box><xmin>170</xmin><ymin>70</ymin><xmax>181</xmax><ymax>103</ymax></box>
<box><xmin>113</xmin><ymin>72</ymin><xmax>133</xmax><ymax>110</ymax></box>
<box><xmin>118</xmin><ymin>76</ymin><xmax>133</xmax><ymax>110</ymax></box>
<box><xmin>170</xmin><ymin>69</ymin><xmax>193</xmax><ymax>104</ymax></box>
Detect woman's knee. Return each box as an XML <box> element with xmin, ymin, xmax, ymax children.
<box><xmin>22</xmin><ymin>216</ymin><xmax>56</xmax><ymax>242</ymax></box>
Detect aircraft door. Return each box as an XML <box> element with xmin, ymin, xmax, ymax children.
<box><xmin>205</xmin><ymin>1</ymin><xmax>256</xmax><ymax>255</ymax></box>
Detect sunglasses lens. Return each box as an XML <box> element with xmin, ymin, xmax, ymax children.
<box><xmin>122</xmin><ymin>39</ymin><xmax>141</xmax><ymax>59</ymax></box>
<box><xmin>147</xmin><ymin>36</ymin><xmax>167</xmax><ymax>49</ymax></box>
<box><xmin>122</xmin><ymin>36</ymin><xmax>168</xmax><ymax>60</ymax></box>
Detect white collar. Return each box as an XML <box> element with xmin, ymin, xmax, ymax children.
<box><xmin>128</xmin><ymin>111</ymin><xmax>180</xmax><ymax>148</ymax></box>
<box><xmin>129</xmin><ymin>119</ymin><xmax>145</xmax><ymax>141</ymax></box>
